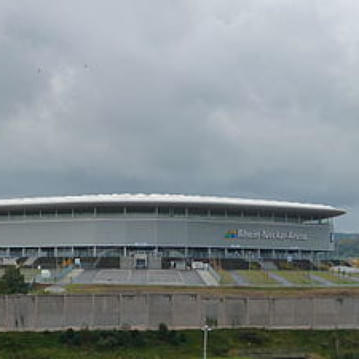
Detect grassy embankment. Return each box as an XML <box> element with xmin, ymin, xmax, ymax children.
<box><xmin>271</xmin><ymin>270</ymin><xmax>320</xmax><ymax>286</ymax></box>
<box><xmin>1</xmin><ymin>328</ymin><xmax>359</xmax><ymax>359</ymax></box>
<box><xmin>314</xmin><ymin>271</ymin><xmax>358</xmax><ymax>285</ymax></box>
<box><xmin>237</xmin><ymin>270</ymin><xmax>278</xmax><ymax>286</ymax></box>
<box><xmin>236</xmin><ymin>270</ymin><xmax>359</xmax><ymax>286</ymax></box>
<box><xmin>171</xmin><ymin>269</ymin><xmax>359</xmax><ymax>288</ymax></box>
<box><xmin>63</xmin><ymin>283</ymin><xmax>359</xmax><ymax>298</ymax></box>
<box><xmin>218</xmin><ymin>269</ymin><xmax>236</xmax><ymax>285</ymax></box>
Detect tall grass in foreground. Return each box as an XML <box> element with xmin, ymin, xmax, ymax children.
<box><xmin>1</xmin><ymin>327</ymin><xmax>359</xmax><ymax>359</ymax></box>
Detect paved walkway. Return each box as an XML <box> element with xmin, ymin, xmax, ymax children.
<box><xmin>197</xmin><ymin>269</ymin><xmax>219</xmax><ymax>286</ymax></box>
<box><xmin>59</xmin><ymin>268</ymin><xmax>83</xmax><ymax>284</ymax></box>
<box><xmin>337</xmin><ymin>274</ymin><xmax>359</xmax><ymax>283</ymax></box>
<box><xmin>267</xmin><ymin>272</ymin><xmax>293</xmax><ymax>286</ymax></box>
<box><xmin>230</xmin><ymin>271</ymin><xmax>250</xmax><ymax>286</ymax></box>
<box><xmin>73</xmin><ymin>269</ymin><xmax>206</xmax><ymax>286</ymax></box>
<box><xmin>309</xmin><ymin>273</ymin><xmax>336</xmax><ymax>286</ymax></box>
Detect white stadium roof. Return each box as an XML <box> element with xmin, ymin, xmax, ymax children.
<box><xmin>0</xmin><ymin>193</ymin><xmax>345</xmax><ymax>217</ymax></box>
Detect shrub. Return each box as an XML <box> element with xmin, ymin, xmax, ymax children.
<box><xmin>158</xmin><ymin>323</ymin><xmax>169</xmax><ymax>337</ymax></box>
<box><xmin>178</xmin><ymin>333</ymin><xmax>186</xmax><ymax>344</ymax></box>
<box><xmin>131</xmin><ymin>330</ymin><xmax>145</xmax><ymax>347</ymax></box>
<box><xmin>157</xmin><ymin>323</ymin><xmax>183</xmax><ymax>345</ymax></box>
<box><xmin>238</xmin><ymin>330</ymin><xmax>268</xmax><ymax>345</ymax></box>
<box><xmin>96</xmin><ymin>335</ymin><xmax>118</xmax><ymax>349</ymax></box>
<box><xmin>211</xmin><ymin>340</ymin><xmax>230</xmax><ymax>356</ymax></box>
<box><xmin>59</xmin><ymin>328</ymin><xmax>81</xmax><ymax>346</ymax></box>
<box><xmin>0</xmin><ymin>266</ymin><xmax>28</xmax><ymax>294</ymax></box>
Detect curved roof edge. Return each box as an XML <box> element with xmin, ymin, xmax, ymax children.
<box><xmin>0</xmin><ymin>193</ymin><xmax>346</xmax><ymax>217</ymax></box>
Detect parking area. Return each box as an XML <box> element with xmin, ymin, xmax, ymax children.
<box><xmin>73</xmin><ymin>269</ymin><xmax>205</xmax><ymax>286</ymax></box>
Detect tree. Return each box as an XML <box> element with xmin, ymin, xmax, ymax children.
<box><xmin>0</xmin><ymin>266</ymin><xmax>28</xmax><ymax>294</ymax></box>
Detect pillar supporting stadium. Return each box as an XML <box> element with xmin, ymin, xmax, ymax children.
<box><xmin>0</xmin><ymin>245</ymin><xmax>334</xmax><ymax>261</ymax></box>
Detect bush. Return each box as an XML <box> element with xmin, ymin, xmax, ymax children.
<box><xmin>131</xmin><ymin>330</ymin><xmax>145</xmax><ymax>347</ymax></box>
<box><xmin>238</xmin><ymin>330</ymin><xmax>268</xmax><ymax>345</ymax></box>
<box><xmin>0</xmin><ymin>266</ymin><xmax>28</xmax><ymax>294</ymax></box>
<box><xmin>158</xmin><ymin>323</ymin><xmax>169</xmax><ymax>339</ymax></box>
<box><xmin>58</xmin><ymin>327</ymin><xmax>186</xmax><ymax>350</ymax></box>
<box><xmin>96</xmin><ymin>335</ymin><xmax>118</xmax><ymax>349</ymax></box>
<box><xmin>157</xmin><ymin>323</ymin><xmax>183</xmax><ymax>345</ymax></box>
<box><xmin>211</xmin><ymin>340</ymin><xmax>230</xmax><ymax>356</ymax></box>
<box><xmin>59</xmin><ymin>328</ymin><xmax>81</xmax><ymax>346</ymax></box>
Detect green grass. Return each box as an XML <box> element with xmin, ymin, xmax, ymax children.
<box><xmin>218</xmin><ymin>269</ymin><xmax>236</xmax><ymax>285</ymax></box>
<box><xmin>238</xmin><ymin>270</ymin><xmax>279</xmax><ymax>285</ymax></box>
<box><xmin>272</xmin><ymin>270</ymin><xmax>321</xmax><ymax>285</ymax></box>
<box><xmin>1</xmin><ymin>328</ymin><xmax>359</xmax><ymax>358</ymax></box>
<box><xmin>64</xmin><ymin>283</ymin><xmax>359</xmax><ymax>298</ymax></box>
<box><xmin>314</xmin><ymin>271</ymin><xmax>359</xmax><ymax>284</ymax></box>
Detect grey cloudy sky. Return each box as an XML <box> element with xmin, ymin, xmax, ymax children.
<box><xmin>0</xmin><ymin>0</ymin><xmax>358</xmax><ymax>231</ymax></box>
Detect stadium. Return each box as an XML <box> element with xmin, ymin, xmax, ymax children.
<box><xmin>0</xmin><ymin>193</ymin><xmax>345</xmax><ymax>268</ymax></box>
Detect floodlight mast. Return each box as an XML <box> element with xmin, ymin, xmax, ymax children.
<box><xmin>202</xmin><ymin>325</ymin><xmax>212</xmax><ymax>359</ymax></box>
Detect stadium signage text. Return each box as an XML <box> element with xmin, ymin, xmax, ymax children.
<box><xmin>224</xmin><ymin>229</ymin><xmax>308</xmax><ymax>241</ymax></box>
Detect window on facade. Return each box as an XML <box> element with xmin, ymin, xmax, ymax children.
<box><xmin>243</xmin><ymin>210</ymin><xmax>258</xmax><ymax>220</ymax></box>
<box><xmin>301</xmin><ymin>215</ymin><xmax>314</xmax><ymax>224</ymax></box>
<box><xmin>0</xmin><ymin>211</ymin><xmax>8</xmax><ymax>220</ymax></box>
<box><xmin>173</xmin><ymin>207</ymin><xmax>185</xmax><ymax>216</ymax></box>
<box><xmin>25</xmin><ymin>248</ymin><xmax>38</xmax><ymax>256</ymax></box>
<box><xmin>9</xmin><ymin>209</ymin><xmax>24</xmax><ymax>219</ymax></box>
<box><xmin>210</xmin><ymin>208</ymin><xmax>226</xmax><ymax>217</ymax></box>
<box><xmin>158</xmin><ymin>207</ymin><xmax>170</xmax><ymax>216</ymax></box>
<box><xmin>96</xmin><ymin>206</ymin><xmax>124</xmax><ymax>216</ymax></box>
<box><xmin>287</xmin><ymin>214</ymin><xmax>300</xmax><ymax>223</ymax></box>
<box><xmin>41</xmin><ymin>208</ymin><xmax>56</xmax><ymax>217</ymax></box>
<box><xmin>25</xmin><ymin>209</ymin><xmax>41</xmax><ymax>218</ymax></box>
<box><xmin>227</xmin><ymin>208</ymin><xmax>242</xmax><ymax>217</ymax></box>
<box><xmin>126</xmin><ymin>206</ymin><xmax>155</xmax><ymax>215</ymax></box>
<box><xmin>57</xmin><ymin>247</ymin><xmax>73</xmax><ymax>256</ymax></box>
<box><xmin>274</xmin><ymin>213</ymin><xmax>286</xmax><ymax>222</ymax></box>
<box><xmin>303</xmin><ymin>216</ymin><xmax>326</xmax><ymax>225</ymax></box>
<box><xmin>188</xmin><ymin>207</ymin><xmax>208</xmax><ymax>217</ymax></box>
<box><xmin>57</xmin><ymin>208</ymin><xmax>73</xmax><ymax>217</ymax></box>
<box><xmin>74</xmin><ymin>207</ymin><xmax>95</xmax><ymax>217</ymax></box>
<box><xmin>258</xmin><ymin>211</ymin><xmax>273</xmax><ymax>221</ymax></box>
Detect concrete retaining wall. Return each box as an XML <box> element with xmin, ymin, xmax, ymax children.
<box><xmin>0</xmin><ymin>294</ymin><xmax>358</xmax><ymax>331</ymax></box>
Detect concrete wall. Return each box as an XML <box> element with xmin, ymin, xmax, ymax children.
<box><xmin>0</xmin><ymin>293</ymin><xmax>358</xmax><ymax>331</ymax></box>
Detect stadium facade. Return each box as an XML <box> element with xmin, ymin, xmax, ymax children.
<box><xmin>0</xmin><ymin>194</ymin><xmax>345</xmax><ymax>260</ymax></box>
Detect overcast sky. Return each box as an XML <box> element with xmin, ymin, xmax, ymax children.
<box><xmin>0</xmin><ymin>1</ymin><xmax>358</xmax><ymax>231</ymax></box>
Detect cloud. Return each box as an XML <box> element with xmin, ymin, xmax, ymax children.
<box><xmin>0</xmin><ymin>0</ymin><xmax>357</xmax><ymax>231</ymax></box>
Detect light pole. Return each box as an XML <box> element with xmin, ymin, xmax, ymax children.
<box><xmin>202</xmin><ymin>325</ymin><xmax>212</xmax><ymax>359</ymax></box>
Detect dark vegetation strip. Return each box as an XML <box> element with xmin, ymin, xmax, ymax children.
<box><xmin>1</xmin><ymin>326</ymin><xmax>359</xmax><ymax>359</ymax></box>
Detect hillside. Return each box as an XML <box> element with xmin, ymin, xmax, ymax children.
<box><xmin>336</xmin><ymin>233</ymin><xmax>359</xmax><ymax>257</ymax></box>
